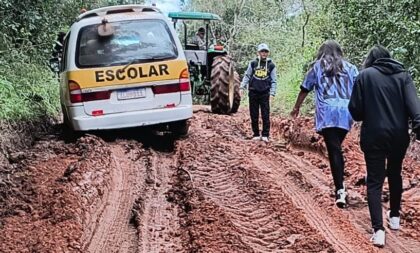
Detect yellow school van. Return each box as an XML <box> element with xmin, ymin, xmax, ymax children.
<box><xmin>56</xmin><ymin>5</ymin><xmax>192</xmax><ymax>134</ymax></box>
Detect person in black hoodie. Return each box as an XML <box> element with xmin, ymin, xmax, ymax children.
<box><xmin>240</xmin><ymin>43</ymin><xmax>277</xmax><ymax>142</ymax></box>
<box><xmin>349</xmin><ymin>45</ymin><xmax>420</xmax><ymax>247</ymax></box>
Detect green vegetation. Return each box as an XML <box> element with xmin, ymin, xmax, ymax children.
<box><xmin>0</xmin><ymin>54</ymin><xmax>59</xmax><ymax>120</ymax></box>
<box><xmin>331</xmin><ymin>0</ymin><xmax>419</xmax><ymax>80</ymax></box>
<box><xmin>0</xmin><ymin>0</ymin><xmax>418</xmax><ymax>121</ymax></box>
<box><xmin>186</xmin><ymin>0</ymin><xmax>420</xmax><ymax>114</ymax></box>
<box><xmin>0</xmin><ymin>0</ymin><xmax>145</xmax><ymax>121</ymax></box>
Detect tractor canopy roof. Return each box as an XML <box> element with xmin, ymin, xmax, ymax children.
<box><xmin>168</xmin><ymin>11</ymin><xmax>221</xmax><ymax>21</ymax></box>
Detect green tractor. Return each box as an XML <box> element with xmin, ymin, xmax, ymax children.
<box><xmin>168</xmin><ymin>11</ymin><xmax>241</xmax><ymax>114</ymax></box>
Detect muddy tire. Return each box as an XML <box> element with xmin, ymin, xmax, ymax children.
<box><xmin>230</xmin><ymin>72</ymin><xmax>241</xmax><ymax>113</ymax></box>
<box><xmin>61</xmin><ymin>105</ymin><xmax>72</xmax><ymax>131</ymax></box>
<box><xmin>171</xmin><ymin>120</ymin><xmax>189</xmax><ymax>137</ymax></box>
<box><xmin>61</xmin><ymin>105</ymin><xmax>80</xmax><ymax>142</ymax></box>
<box><xmin>210</xmin><ymin>56</ymin><xmax>240</xmax><ymax>114</ymax></box>
<box><xmin>62</xmin><ymin>110</ymin><xmax>70</xmax><ymax>129</ymax></box>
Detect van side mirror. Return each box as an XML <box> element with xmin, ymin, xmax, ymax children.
<box><xmin>49</xmin><ymin>57</ymin><xmax>60</xmax><ymax>74</ymax></box>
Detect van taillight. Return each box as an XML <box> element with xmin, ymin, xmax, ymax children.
<box><xmin>69</xmin><ymin>81</ymin><xmax>82</xmax><ymax>103</ymax></box>
<box><xmin>179</xmin><ymin>81</ymin><xmax>190</xmax><ymax>91</ymax></box>
<box><xmin>68</xmin><ymin>80</ymin><xmax>111</xmax><ymax>103</ymax></box>
<box><xmin>179</xmin><ymin>68</ymin><xmax>190</xmax><ymax>92</ymax></box>
<box><xmin>152</xmin><ymin>69</ymin><xmax>190</xmax><ymax>95</ymax></box>
<box><xmin>152</xmin><ymin>84</ymin><xmax>179</xmax><ymax>94</ymax></box>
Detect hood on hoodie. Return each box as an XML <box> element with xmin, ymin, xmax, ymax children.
<box><xmin>373</xmin><ymin>58</ymin><xmax>405</xmax><ymax>75</ymax></box>
<box><xmin>256</xmin><ymin>57</ymin><xmax>272</xmax><ymax>69</ymax></box>
<box><xmin>256</xmin><ymin>57</ymin><xmax>272</xmax><ymax>62</ymax></box>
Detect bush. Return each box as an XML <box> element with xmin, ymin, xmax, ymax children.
<box><xmin>0</xmin><ymin>0</ymin><xmax>146</xmax><ymax>121</ymax></box>
<box><xmin>331</xmin><ymin>0</ymin><xmax>420</xmax><ymax>89</ymax></box>
<box><xmin>0</xmin><ymin>51</ymin><xmax>60</xmax><ymax>120</ymax></box>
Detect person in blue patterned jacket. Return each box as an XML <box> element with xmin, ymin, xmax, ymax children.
<box><xmin>290</xmin><ymin>40</ymin><xmax>359</xmax><ymax>208</ymax></box>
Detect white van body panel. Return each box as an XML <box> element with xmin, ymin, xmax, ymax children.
<box><xmin>60</xmin><ymin>6</ymin><xmax>192</xmax><ymax>131</ymax></box>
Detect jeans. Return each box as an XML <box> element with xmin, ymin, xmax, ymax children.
<box><xmin>249</xmin><ymin>91</ymin><xmax>270</xmax><ymax>137</ymax></box>
<box><xmin>364</xmin><ymin>147</ymin><xmax>407</xmax><ymax>231</ymax></box>
<box><xmin>321</xmin><ymin>127</ymin><xmax>348</xmax><ymax>192</ymax></box>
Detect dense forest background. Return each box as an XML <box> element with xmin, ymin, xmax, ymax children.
<box><xmin>0</xmin><ymin>0</ymin><xmax>419</xmax><ymax>120</ymax></box>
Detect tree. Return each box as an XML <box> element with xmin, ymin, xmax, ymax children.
<box><xmin>330</xmin><ymin>0</ymin><xmax>420</xmax><ymax>88</ymax></box>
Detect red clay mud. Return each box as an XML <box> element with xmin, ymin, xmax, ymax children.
<box><xmin>1</xmin><ymin>109</ymin><xmax>419</xmax><ymax>252</ymax></box>
<box><xmin>272</xmin><ymin>117</ymin><xmax>420</xmax><ymax>241</ymax></box>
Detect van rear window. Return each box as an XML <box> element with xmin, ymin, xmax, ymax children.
<box><xmin>76</xmin><ymin>20</ymin><xmax>178</xmax><ymax>68</ymax></box>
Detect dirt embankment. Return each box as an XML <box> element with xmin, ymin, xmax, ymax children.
<box><xmin>0</xmin><ymin>133</ymin><xmax>112</xmax><ymax>252</ymax></box>
<box><xmin>0</xmin><ymin>110</ymin><xmax>419</xmax><ymax>253</ymax></box>
<box><xmin>0</xmin><ymin>127</ymin><xmax>182</xmax><ymax>253</ymax></box>
<box><xmin>0</xmin><ymin>118</ymin><xmax>56</xmax><ymax>168</ymax></box>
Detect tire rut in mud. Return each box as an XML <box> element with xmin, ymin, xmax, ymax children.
<box><xmin>0</xmin><ymin>128</ymin><xmax>185</xmax><ymax>253</ymax></box>
<box><xmin>80</xmin><ymin>133</ymin><xmax>184</xmax><ymax>253</ymax></box>
<box><xmin>82</xmin><ymin>143</ymin><xmax>141</xmax><ymax>253</ymax></box>
<box><xmin>0</xmin><ymin>134</ymin><xmax>115</xmax><ymax>252</ymax></box>
<box><xmin>170</xmin><ymin>111</ymin><xmax>420</xmax><ymax>253</ymax></box>
<box><xmin>254</xmin><ymin>155</ymin><xmax>374</xmax><ymax>253</ymax></box>
<box><xmin>2</xmin><ymin>111</ymin><xmax>420</xmax><ymax>253</ymax></box>
<box><xmin>171</xmin><ymin>113</ymin><xmax>334</xmax><ymax>252</ymax></box>
<box><xmin>132</xmin><ymin>149</ymin><xmax>183</xmax><ymax>253</ymax></box>
<box><xmin>260</xmin><ymin>135</ymin><xmax>420</xmax><ymax>253</ymax></box>
<box><xmin>272</xmin><ymin>117</ymin><xmax>420</xmax><ymax>242</ymax></box>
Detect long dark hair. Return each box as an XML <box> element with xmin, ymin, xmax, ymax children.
<box><xmin>315</xmin><ymin>40</ymin><xmax>344</xmax><ymax>77</ymax></box>
<box><xmin>363</xmin><ymin>45</ymin><xmax>391</xmax><ymax>69</ymax></box>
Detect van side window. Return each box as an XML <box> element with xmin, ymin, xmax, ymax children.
<box><xmin>60</xmin><ymin>33</ymin><xmax>70</xmax><ymax>72</ymax></box>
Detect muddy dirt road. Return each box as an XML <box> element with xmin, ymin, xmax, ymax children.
<box><xmin>1</xmin><ymin>109</ymin><xmax>419</xmax><ymax>252</ymax></box>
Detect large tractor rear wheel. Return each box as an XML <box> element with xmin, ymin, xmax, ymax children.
<box><xmin>210</xmin><ymin>56</ymin><xmax>241</xmax><ymax>114</ymax></box>
<box><xmin>230</xmin><ymin>72</ymin><xmax>241</xmax><ymax>113</ymax></box>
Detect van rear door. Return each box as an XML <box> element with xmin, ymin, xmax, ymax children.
<box><xmin>74</xmin><ymin>19</ymin><xmax>186</xmax><ymax>116</ymax></box>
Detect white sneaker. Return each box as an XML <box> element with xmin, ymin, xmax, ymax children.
<box><xmin>370</xmin><ymin>229</ymin><xmax>385</xmax><ymax>247</ymax></box>
<box><xmin>387</xmin><ymin>211</ymin><xmax>400</xmax><ymax>230</ymax></box>
<box><xmin>335</xmin><ymin>188</ymin><xmax>347</xmax><ymax>208</ymax></box>
<box><xmin>252</xmin><ymin>136</ymin><xmax>261</xmax><ymax>141</ymax></box>
<box><xmin>261</xmin><ymin>136</ymin><xmax>269</xmax><ymax>142</ymax></box>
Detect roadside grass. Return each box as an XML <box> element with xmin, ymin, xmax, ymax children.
<box><xmin>0</xmin><ymin>55</ymin><xmax>60</xmax><ymax>121</ymax></box>
<box><xmin>272</xmin><ymin>64</ymin><xmax>314</xmax><ymax>116</ymax></box>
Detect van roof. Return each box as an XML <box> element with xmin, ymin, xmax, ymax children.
<box><xmin>77</xmin><ymin>5</ymin><xmax>162</xmax><ymax>22</ymax></box>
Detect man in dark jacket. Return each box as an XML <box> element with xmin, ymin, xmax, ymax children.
<box><xmin>348</xmin><ymin>45</ymin><xmax>420</xmax><ymax>247</ymax></box>
<box><xmin>240</xmin><ymin>43</ymin><xmax>277</xmax><ymax>142</ymax></box>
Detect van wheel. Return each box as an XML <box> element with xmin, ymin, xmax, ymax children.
<box><xmin>61</xmin><ymin>105</ymin><xmax>78</xmax><ymax>141</ymax></box>
<box><xmin>61</xmin><ymin>105</ymin><xmax>70</xmax><ymax>128</ymax></box>
<box><xmin>171</xmin><ymin>120</ymin><xmax>189</xmax><ymax>137</ymax></box>
<box><xmin>210</xmin><ymin>55</ymin><xmax>240</xmax><ymax>114</ymax></box>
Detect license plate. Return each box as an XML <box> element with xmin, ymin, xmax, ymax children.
<box><xmin>117</xmin><ymin>88</ymin><xmax>146</xmax><ymax>100</ymax></box>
